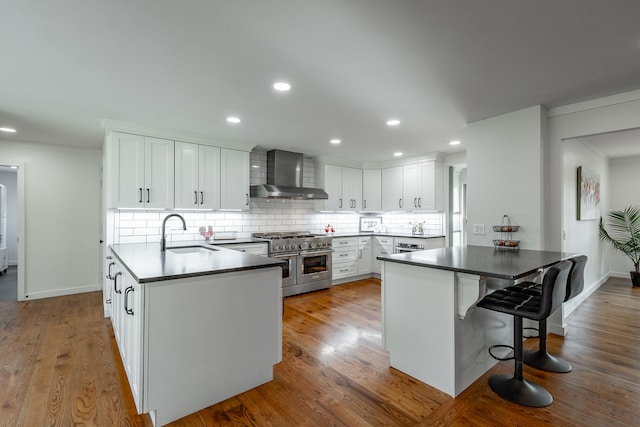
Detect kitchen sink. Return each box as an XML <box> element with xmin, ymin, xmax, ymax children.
<box><xmin>166</xmin><ymin>246</ymin><xmax>218</xmax><ymax>254</ymax></box>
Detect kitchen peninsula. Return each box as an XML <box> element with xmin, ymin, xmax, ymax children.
<box><xmin>108</xmin><ymin>243</ymin><xmax>285</xmax><ymax>426</ymax></box>
<box><xmin>377</xmin><ymin>245</ymin><xmax>574</xmax><ymax>397</ymax></box>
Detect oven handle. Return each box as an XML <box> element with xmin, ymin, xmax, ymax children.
<box><xmin>299</xmin><ymin>250</ymin><xmax>334</xmax><ymax>256</ymax></box>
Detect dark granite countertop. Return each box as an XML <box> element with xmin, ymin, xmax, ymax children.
<box><xmin>377</xmin><ymin>245</ymin><xmax>575</xmax><ymax>280</ymax></box>
<box><xmin>110</xmin><ymin>243</ymin><xmax>284</xmax><ymax>283</ymax></box>
<box><xmin>331</xmin><ymin>232</ymin><xmax>445</xmax><ymax>239</ymax></box>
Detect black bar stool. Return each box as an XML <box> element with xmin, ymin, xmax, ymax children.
<box><xmin>477</xmin><ymin>260</ymin><xmax>572</xmax><ymax>407</ymax></box>
<box><xmin>522</xmin><ymin>255</ymin><xmax>588</xmax><ymax>373</ymax></box>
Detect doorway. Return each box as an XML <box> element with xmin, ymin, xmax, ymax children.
<box><xmin>448</xmin><ymin>165</ymin><xmax>467</xmax><ymax>247</ymax></box>
<box><xmin>0</xmin><ymin>163</ymin><xmax>25</xmax><ymax>302</ymax></box>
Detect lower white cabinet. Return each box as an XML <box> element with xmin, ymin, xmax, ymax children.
<box><xmin>373</xmin><ymin>236</ymin><xmax>394</xmax><ymax>275</ymax></box>
<box><xmin>332</xmin><ymin>237</ymin><xmax>358</xmax><ymax>280</ymax></box>
<box><xmin>108</xmin><ymin>258</ymin><xmax>282</xmax><ymax>426</ymax></box>
<box><xmin>358</xmin><ymin>237</ymin><xmax>373</xmax><ymax>275</ymax></box>
<box><xmin>111</xmin><ymin>257</ymin><xmax>144</xmax><ymax>412</ymax></box>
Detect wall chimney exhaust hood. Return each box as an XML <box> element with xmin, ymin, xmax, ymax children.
<box><xmin>250</xmin><ymin>149</ymin><xmax>328</xmax><ymax>200</ymax></box>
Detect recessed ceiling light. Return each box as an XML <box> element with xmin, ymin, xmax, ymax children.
<box><xmin>393</xmin><ymin>152</ymin><xmax>403</xmax><ymax>157</ymax></box>
<box><xmin>386</xmin><ymin>119</ymin><xmax>401</xmax><ymax>126</ymax></box>
<box><xmin>226</xmin><ymin>116</ymin><xmax>241</xmax><ymax>124</ymax></box>
<box><xmin>273</xmin><ymin>82</ymin><xmax>291</xmax><ymax>92</ymax></box>
<box><xmin>251</xmin><ymin>165</ymin><xmax>260</xmax><ymax>168</ymax></box>
<box><xmin>449</xmin><ymin>140</ymin><xmax>461</xmax><ymax>145</ymax></box>
<box><xmin>330</xmin><ymin>139</ymin><xmax>341</xmax><ymax>144</ymax></box>
<box><xmin>0</xmin><ymin>127</ymin><xmax>16</xmax><ymax>133</ymax></box>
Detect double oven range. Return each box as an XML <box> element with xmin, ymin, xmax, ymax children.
<box><xmin>253</xmin><ymin>232</ymin><xmax>333</xmax><ymax>297</ymax></box>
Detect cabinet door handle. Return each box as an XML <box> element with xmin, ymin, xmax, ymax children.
<box><xmin>245</xmin><ymin>194</ymin><xmax>249</xmax><ymax>206</ymax></box>
<box><xmin>106</xmin><ymin>262</ymin><xmax>115</xmax><ymax>280</ymax></box>
<box><xmin>194</xmin><ymin>191</ymin><xmax>198</xmax><ymax>205</ymax></box>
<box><xmin>138</xmin><ymin>188</ymin><xmax>143</xmax><ymax>203</ymax></box>
<box><xmin>114</xmin><ymin>271</ymin><xmax>122</xmax><ymax>294</ymax></box>
<box><xmin>124</xmin><ymin>286</ymin><xmax>134</xmax><ymax>315</ymax></box>
<box><xmin>146</xmin><ymin>188</ymin><xmax>150</xmax><ymax>203</ymax></box>
<box><xmin>358</xmin><ymin>249</ymin><xmax>362</xmax><ymax>259</ymax></box>
<box><xmin>339</xmin><ymin>198</ymin><xmax>342</xmax><ymax>208</ymax></box>
<box><xmin>399</xmin><ymin>198</ymin><xmax>402</xmax><ymax>208</ymax></box>
<box><xmin>414</xmin><ymin>197</ymin><xmax>417</xmax><ymax>208</ymax></box>
<box><xmin>418</xmin><ymin>197</ymin><xmax>421</xmax><ymax>208</ymax></box>
<box><xmin>363</xmin><ymin>200</ymin><xmax>366</xmax><ymax>209</ymax></box>
<box><xmin>339</xmin><ymin>253</ymin><xmax>349</xmax><ymax>257</ymax></box>
<box><xmin>200</xmin><ymin>191</ymin><xmax>204</xmax><ymax>205</ymax></box>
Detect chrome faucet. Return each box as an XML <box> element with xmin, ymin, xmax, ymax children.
<box><xmin>161</xmin><ymin>213</ymin><xmax>187</xmax><ymax>251</ymax></box>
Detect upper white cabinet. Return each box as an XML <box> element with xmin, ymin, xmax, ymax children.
<box><xmin>393</xmin><ymin>161</ymin><xmax>444</xmax><ymax>212</ymax></box>
<box><xmin>381</xmin><ymin>166</ymin><xmax>403</xmax><ymax>211</ymax></box>
<box><xmin>175</xmin><ymin>142</ymin><xmax>221</xmax><ymax>209</ymax></box>
<box><xmin>342</xmin><ymin>167</ymin><xmax>363</xmax><ymax>211</ymax></box>
<box><xmin>220</xmin><ymin>148</ymin><xmax>250</xmax><ymax>210</ymax></box>
<box><xmin>416</xmin><ymin>161</ymin><xmax>444</xmax><ymax>211</ymax></box>
<box><xmin>107</xmin><ymin>132</ymin><xmax>174</xmax><ymax>209</ymax></box>
<box><xmin>362</xmin><ymin>169</ymin><xmax>382</xmax><ymax>212</ymax></box>
<box><xmin>316</xmin><ymin>164</ymin><xmax>362</xmax><ymax>211</ymax></box>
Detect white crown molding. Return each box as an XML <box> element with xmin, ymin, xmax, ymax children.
<box><xmin>101</xmin><ymin>119</ymin><xmax>256</xmax><ymax>152</ymax></box>
<box><xmin>547</xmin><ymin>89</ymin><xmax>640</xmax><ymax>118</ymax></box>
<box><xmin>313</xmin><ymin>152</ymin><xmax>447</xmax><ymax>169</ymax></box>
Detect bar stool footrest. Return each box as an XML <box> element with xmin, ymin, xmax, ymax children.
<box><xmin>488</xmin><ymin>374</ymin><xmax>553</xmax><ymax>407</ymax></box>
<box><xmin>523</xmin><ymin>326</ymin><xmax>539</xmax><ymax>339</ymax></box>
<box><xmin>488</xmin><ymin>344</ymin><xmax>514</xmax><ymax>361</ymax></box>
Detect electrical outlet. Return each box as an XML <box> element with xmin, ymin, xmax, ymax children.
<box><xmin>473</xmin><ymin>224</ymin><xmax>485</xmax><ymax>235</ymax></box>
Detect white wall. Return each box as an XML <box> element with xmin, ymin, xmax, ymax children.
<box><xmin>608</xmin><ymin>155</ymin><xmax>640</xmax><ymax>276</ymax></box>
<box><xmin>0</xmin><ymin>141</ymin><xmax>101</xmax><ymax>300</ymax></box>
<box><xmin>466</xmin><ymin>105</ymin><xmax>544</xmax><ymax>249</ymax></box>
<box><xmin>0</xmin><ymin>170</ymin><xmax>18</xmax><ymax>263</ymax></box>
<box><xmin>560</xmin><ymin>138</ymin><xmax>609</xmax><ymax>315</ymax></box>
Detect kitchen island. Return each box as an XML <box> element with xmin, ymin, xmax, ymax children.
<box><xmin>377</xmin><ymin>245</ymin><xmax>574</xmax><ymax>398</ymax></box>
<box><xmin>108</xmin><ymin>243</ymin><xmax>284</xmax><ymax>426</ymax></box>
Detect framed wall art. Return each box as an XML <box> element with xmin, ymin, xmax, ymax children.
<box><xmin>360</xmin><ymin>216</ymin><xmax>382</xmax><ymax>232</ymax></box>
<box><xmin>577</xmin><ymin>166</ymin><xmax>600</xmax><ymax>221</ymax></box>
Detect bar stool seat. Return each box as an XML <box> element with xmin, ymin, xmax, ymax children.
<box><xmin>477</xmin><ymin>260</ymin><xmax>572</xmax><ymax>407</ymax></box>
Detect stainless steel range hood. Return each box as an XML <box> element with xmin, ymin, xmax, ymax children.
<box><xmin>250</xmin><ymin>149</ymin><xmax>328</xmax><ymax>200</ymax></box>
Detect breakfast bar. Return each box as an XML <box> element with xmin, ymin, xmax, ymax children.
<box><xmin>377</xmin><ymin>245</ymin><xmax>574</xmax><ymax>397</ymax></box>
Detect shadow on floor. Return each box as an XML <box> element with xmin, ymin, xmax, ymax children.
<box><xmin>0</xmin><ymin>265</ymin><xmax>17</xmax><ymax>301</ymax></box>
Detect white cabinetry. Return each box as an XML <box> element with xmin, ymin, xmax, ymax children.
<box><xmin>358</xmin><ymin>236</ymin><xmax>373</xmax><ymax>275</ymax></box>
<box><xmin>373</xmin><ymin>236</ymin><xmax>394</xmax><ymax>274</ymax></box>
<box><xmin>381</xmin><ymin>166</ymin><xmax>403</xmax><ymax>211</ymax></box>
<box><xmin>362</xmin><ymin>169</ymin><xmax>382</xmax><ymax>212</ymax></box>
<box><xmin>110</xmin><ymin>256</ymin><xmax>144</xmax><ymax>412</ymax></box>
<box><xmin>220</xmin><ymin>148</ymin><xmax>250</xmax><ymax>210</ymax></box>
<box><xmin>175</xmin><ymin>142</ymin><xmax>221</xmax><ymax>209</ymax></box>
<box><xmin>403</xmin><ymin>161</ymin><xmax>444</xmax><ymax>212</ymax></box>
<box><xmin>120</xmin><ymin>268</ymin><xmax>144</xmax><ymax>412</ymax></box>
<box><xmin>107</xmin><ymin>132</ymin><xmax>174</xmax><ymax>209</ymax></box>
<box><xmin>332</xmin><ymin>237</ymin><xmax>358</xmax><ymax>279</ymax></box>
<box><xmin>316</xmin><ymin>164</ymin><xmax>363</xmax><ymax>211</ymax></box>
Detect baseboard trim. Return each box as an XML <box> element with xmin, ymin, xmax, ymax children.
<box><xmin>24</xmin><ymin>284</ymin><xmax>101</xmax><ymax>301</ymax></box>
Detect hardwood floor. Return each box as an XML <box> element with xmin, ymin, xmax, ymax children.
<box><xmin>0</xmin><ymin>277</ymin><xmax>638</xmax><ymax>426</ymax></box>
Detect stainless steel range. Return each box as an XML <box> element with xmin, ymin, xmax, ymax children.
<box><xmin>253</xmin><ymin>231</ymin><xmax>333</xmax><ymax>297</ymax></box>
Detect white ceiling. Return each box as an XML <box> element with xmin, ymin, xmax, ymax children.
<box><xmin>2</xmin><ymin>1</ymin><xmax>640</xmax><ymax>162</ymax></box>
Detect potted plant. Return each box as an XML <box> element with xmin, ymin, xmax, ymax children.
<box><xmin>599</xmin><ymin>205</ymin><xmax>640</xmax><ymax>286</ymax></box>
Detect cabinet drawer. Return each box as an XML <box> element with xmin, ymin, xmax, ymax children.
<box><xmin>333</xmin><ymin>262</ymin><xmax>358</xmax><ymax>279</ymax></box>
<box><xmin>333</xmin><ymin>237</ymin><xmax>357</xmax><ymax>247</ymax></box>
<box><xmin>358</xmin><ymin>236</ymin><xmax>371</xmax><ymax>246</ymax></box>
<box><xmin>334</xmin><ymin>248</ymin><xmax>357</xmax><ymax>262</ymax></box>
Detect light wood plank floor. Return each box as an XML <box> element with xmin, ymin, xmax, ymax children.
<box><xmin>0</xmin><ymin>276</ymin><xmax>638</xmax><ymax>426</ymax></box>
